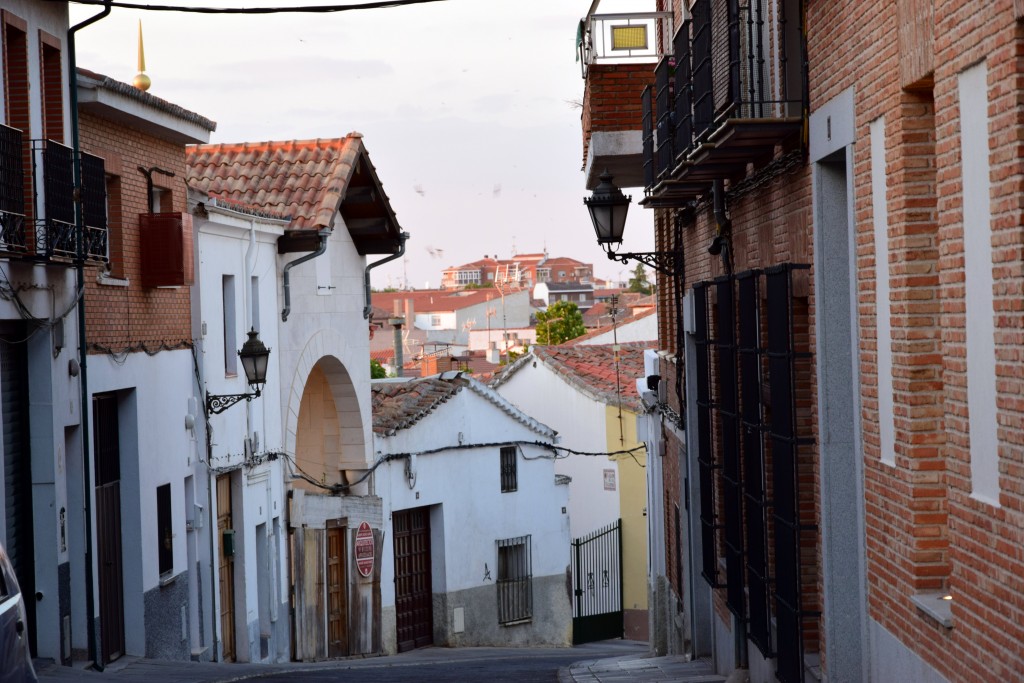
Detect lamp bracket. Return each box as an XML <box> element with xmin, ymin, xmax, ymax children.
<box><xmin>206</xmin><ymin>389</ymin><xmax>261</xmax><ymax>415</ymax></box>
<box><xmin>605</xmin><ymin>249</ymin><xmax>682</xmax><ymax>277</ymax></box>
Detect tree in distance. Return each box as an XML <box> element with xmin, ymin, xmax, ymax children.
<box><xmin>535</xmin><ymin>301</ymin><xmax>586</xmax><ymax>345</ymax></box>
<box><xmin>627</xmin><ymin>263</ymin><xmax>652</xmax><ymax>295</ymax></box>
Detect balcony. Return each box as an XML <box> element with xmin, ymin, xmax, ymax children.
<box><xmin>579</xmin><ymin>5</ymin><xmax>673</xmax><ymax>190</ymax></box>
<box><xmin>0</xmin><ymin>124</ymin><xmax>107</xmax><ymax>263</ymax></box>
<box><xmin>642</xmin><ymin>0</ymin><xmax>806</xmax><ymax>207</ymax></box>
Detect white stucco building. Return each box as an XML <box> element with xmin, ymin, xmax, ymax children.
<box><xmin>371</xmin><ymin>373</ymin><xmax>572</xmax><ymax>652</ymax></box>
<box><xmin>189</xmin><ymin>196</ymin><xmax>290</xmax><ymax>663</ymax></box>
<box><xmin>187</xmin><ymin>133</ymin><xmax>406</xmax><ymax>662</ymax></box>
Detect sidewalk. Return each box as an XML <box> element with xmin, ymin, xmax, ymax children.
<box><xmin>558</xmin><ymin>654</ymin><xmax>727</xmax><ymax>683</ymax></box>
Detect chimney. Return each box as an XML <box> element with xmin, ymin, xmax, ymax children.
<box><xmin>486</xmin><ymin>341</ymin><xmax>500</xmax><ymax>364</ymax></box>
<box><xmin>388</xmin><ymin>300</ymin><xmax>405</xmax><ymax>378</ymax></box>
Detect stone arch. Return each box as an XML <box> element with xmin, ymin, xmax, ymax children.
<box><xmin>284</xmin><ymin>331</ymin><xmax>368</xmax><ymax>487</ymax></box>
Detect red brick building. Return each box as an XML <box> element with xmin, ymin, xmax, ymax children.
<box><xmin>440</xmin><ymin>252</ymin><xmax>593</xmax><ymax>290</ymax></box>
<box><xmin>580</xmin><ymin>1</ymin><xmax>1024</xmax><ymax>681</ymax></box>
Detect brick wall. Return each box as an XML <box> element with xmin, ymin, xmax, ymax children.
<box><xmin>808</xmin><ymin>0</ymin><xmax>1024</xmax><ymax>679</ymax></box>
<box><xmin>581</xmin><ymin>63</ymin><xmax>656</xmax><ymax>170</ymax></box>
<box><xmin>78</xmin><ymin>110</ymin><xmax>193</xmax><ymax>354</ymax></box>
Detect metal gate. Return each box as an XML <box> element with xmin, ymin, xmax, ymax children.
<box><xmin>1</xmin><ymin>323</ymin><xmax>35</xmax><ymax>656</ymax></box>
<box><xmin>571</xmin><ymin>519</ymin><xmax>622</xmax><ymax>645</ymax></box>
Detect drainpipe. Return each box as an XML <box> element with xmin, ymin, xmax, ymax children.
<box><xmin>712</xmin><ymin>180</ymin><xmax>732</xmax><ymax>274</ymax></box>
<box><xmin>362</xmin><ymin>232</ymin><xmax>409</xmax><ymax>319</ymax></box>
<box><xmin>280</xmin><ymin>229</ymin><xmax>330</xmax><ymax>322</ymax></box>
<box><xmin>69</xmin><ymin>1</ymin><xmax>111</xmax><ymax>671</ymax></box>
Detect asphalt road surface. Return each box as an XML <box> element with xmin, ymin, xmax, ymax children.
<box><xmin>247</xmin><ymin>641</ymin><xmax>645</xmax><ymax>682</ymax></box>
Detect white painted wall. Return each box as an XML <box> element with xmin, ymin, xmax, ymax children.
<box><xmin>0</xmin><ymin>2</ymin><xmax>81</xmax><ymax>662</ymax></box>
<box><xmin>88</xmin><ymin>348</ymin><xmax>198</xmax><ymax>655</ymax></box>
<box><xmin>375</xmin><ymin>382</ymin><xmax>568</xmax><ymax>606</ymax></box>
<box><xmin>870</xmin><ymin>116</ymin><xmax>896</xmax><ymax>467</ymax></box>
<box><xmin>577</xmin><ymin>313</ymin><xmax>658</xmax><ymax>345</ymax></box>
<box><xmin>495</xmin><ymin>359</ymin><xmax>621</xmax><ymax>538</ymax></box>
<box><xmin>193</xmin><ymin>205</ymin><xmax>290</xmax><ymax>661</ymax></box>
<box><xmin>276</xmin><ymin>217</ymin><xmax>375</xmax><ymax>472</ymax></box>
<box><xmin>958</xmin><ymin>62</ymin><xmax>1000</xmax><ymax>507</ymax></box>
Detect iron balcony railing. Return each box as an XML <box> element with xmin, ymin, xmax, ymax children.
<box><xmin>0</xmin><ymin>136</ymin><xmax>109</xmax><ymax>263</ymax></box>
<box><xmin>578</xmin><ymin>9</ymin><xmax>674</xmax><ymax>79</ymax></box>
<box><xmin>643</xmin><ymin>0</ymin><xmax>806</xmax><ymax>192</ymax></box>
<box><xmin>81</xmin><ymin>151</ymin><xmax>108</xmax><ymax>261</ymax></box>
<box><xmin>36</xmin><ymin>138</ymin><xmax>76</xmax><ymax>258</ymax></box>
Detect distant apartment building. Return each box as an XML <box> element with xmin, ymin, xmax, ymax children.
<box><xmin>440</xmin><ymin>252</ymin><xmax>593</xmax><ymax>290</ymax></box>
<box><xmin>533</xmin><ymin>281</ymin><xmax>595</xmax><ymax>312</ymax></box>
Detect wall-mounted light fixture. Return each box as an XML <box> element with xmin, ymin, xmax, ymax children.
<box><xmin>206</xmin><ymin>328</ymin><xmax>270</xmax><ymax>415</ymax></box>
<box><xmin>584</xmin><ymin>170</ymin><xmax>682</xmax><ymax>277</ymax></box>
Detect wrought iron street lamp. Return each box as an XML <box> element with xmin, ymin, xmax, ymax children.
<box><xmin>206</xmin><ymin>328</ymin><xmax>271</xmax><ymax>415</ymax></box>
<box><xmin>584</xmin><ymin>170</ymin><xmax>682</xmax><ymax>277</ymax></box>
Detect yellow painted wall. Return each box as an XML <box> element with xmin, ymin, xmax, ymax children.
<box><xmin>606</xmin><ymin>404</ymin><xmax>648</xmax><ymax>612</ymax></box>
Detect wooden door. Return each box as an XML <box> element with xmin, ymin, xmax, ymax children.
<box><xmin>392</xmin><ymin>507</ymin><xmax>432</xmax><ymax>652</ymax></box>
<box><xmin>93</xmin><ymin>393</ymin><xmax>125</xmax><ymax>663</ymax></box>
<box><xmin>326</xmin><ymin>526</ymin><xmax>347</xmax><ymax>657</ymax></box>
<box><xmin>217</xmin><ymin>475</ymin><xmax>235</xmax><ymax>662</ymax></box>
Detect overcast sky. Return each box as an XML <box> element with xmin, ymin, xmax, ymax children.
<box><xmin>70</xmin><ymin>0</ymin><xmax>656</xmax><ymax>289</ymax></box>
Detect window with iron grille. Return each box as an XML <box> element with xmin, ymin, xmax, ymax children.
<box><xmin>496</xmin><ymin>535</ymin><xmax>532</xmax><ymax>624</ymax></box>
<box><xmin>157</xmin><ymin>483</ymin><xmax>172</xmax><ymax>576</ymax></box>
<box><xmin>500</xmin><ymin>446</ymin><xmax>517</xmax><ymax>492</ymax></box>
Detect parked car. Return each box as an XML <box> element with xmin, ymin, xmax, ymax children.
<box><xmin>0</xmin><ymin>542</ymin><xmax>36</xmax><ymax>682</ymax></box>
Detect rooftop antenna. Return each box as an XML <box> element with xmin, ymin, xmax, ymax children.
<box><xmin>132</xmin><ymin>20</ymin><xmax>151</xmax><ymax>92</ymax></box>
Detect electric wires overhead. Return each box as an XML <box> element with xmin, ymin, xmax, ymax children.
<box><xmin>61</xmin><ymin>0</ymin><xmax>451</xmax><ymax>13</ymax></box>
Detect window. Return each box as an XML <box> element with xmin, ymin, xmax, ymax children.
<box><xmin>500</xmin><ymin>446</ymin><xmax>517</xmax><ymax>492</ymax></box>
<box><xmin>430</xmin><ymin>315</ymin><xmax>442</xmax><ymax>327</ymax></box>
<box><xmin>222</xmin><ymin>275</ymin><xmax>237</xmax><ymax>375</ymax></box>
<box><xmin>157</xmin><ymin>483</ymin><xmax>172</xmax><ymax>576</ymax></box>
<box><xmin>496</xmin><ymin>535</ymin><xmax>532</xmax><ymax>624</ymax></box>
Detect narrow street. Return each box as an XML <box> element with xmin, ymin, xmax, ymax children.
<box><xmin>36</xmin><ymin>641</ymin><xmax>650</xmax><ymax>683</ymax></box>
<box><xmin>252</xmin><ymin>641</ymin><xmax>645</xmax><ymax>682</ymax></box>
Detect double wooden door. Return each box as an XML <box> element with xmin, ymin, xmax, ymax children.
<box><xmin>392</xmin><ymin>507</ymin><xmax>432</xmax><ymax>652</ymax></box>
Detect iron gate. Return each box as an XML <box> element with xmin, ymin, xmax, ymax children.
<box><xmin>571</xmin><ymin>519</ymin><xmax>622</xmax><ymax>645</ymax></box>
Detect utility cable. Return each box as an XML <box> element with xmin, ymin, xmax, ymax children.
<box><xmin>61</xmin><ymin>0</ymin><xmax>450</xmax><ymax>13</ymax></box>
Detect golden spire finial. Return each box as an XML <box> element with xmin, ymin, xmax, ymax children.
<box><xmin>133</xmin><ymin>20</ymin><xmax>151</xmax><ymax>91</ymax></box>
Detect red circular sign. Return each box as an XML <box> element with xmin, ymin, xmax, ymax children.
<box><xmin>355</xmin><ymin>521</ymin><xmax>375</xmax><ymax>578</ymax></box>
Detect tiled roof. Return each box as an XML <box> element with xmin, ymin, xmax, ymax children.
<box><xmin>372</xmin><ymin>289</ymin><xmax>501</xmax><ymax>314</ymax></box>
<box><xmin>371</xmin><ymin>372</ymin><xmax>555</xmax><ymax>438</ymax></box>
<box><xmin>541</xmin><ymin>257</ymin><xmax>586</xmax><ymax>267</ymax></box>
<box><xmin>187</xmin><ymin>136</ymin><xmax>364</xmax><ymax>231</ymax></box>
<box><xmin>491</xmin><ymin>342</ymin><xmax>653</xmax><ymax>412</ymax></box>
<box><xmin>77</xmin><ymin>67</ymin><xmax>217</xmax><ymax>132</ymax></box>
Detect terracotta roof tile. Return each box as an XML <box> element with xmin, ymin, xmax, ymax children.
<box><xmin>492</xmin><ymin>342</ymin><xmax>653</xmax><ymax>411</ymax></box>
<box><xmin>371</xmin><ymin>374</ymin><xmax>556</xmax><ymax>438</ymax></box>
<box><xmin>371</xmin><ymin>289</ymin><xmax>502</xmax><ymax>314</ymax></box>
<box><xmin>371</xmin><ymin>375</ymin><xmax>466</xmax><ymax>435</ymax></box>
<box><xmin>186</xmin><ymin>135</ymin><xmax>363</xmax><ymax>230</ymax></box>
